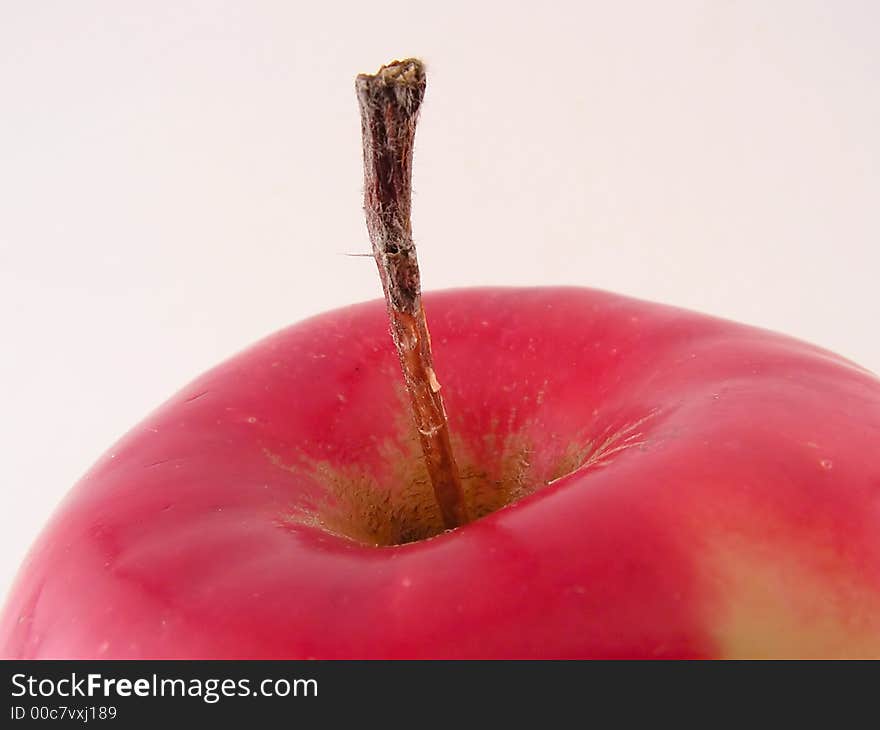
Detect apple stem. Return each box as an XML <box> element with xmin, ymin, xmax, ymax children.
<box><xmin>356</xmin><ymin>59</ymin><xmax>469</xmax><ymax>530</ymax></box>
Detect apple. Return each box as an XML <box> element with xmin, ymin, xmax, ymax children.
<box><xmin>4</xmin><ymin>58</ymin><xmax>880</xmax><ymax>659</ymax></box>
<box><xmin>3</xmin><ymin>285</ymin><xmax>880</xmax><ymax>658</ymax></box>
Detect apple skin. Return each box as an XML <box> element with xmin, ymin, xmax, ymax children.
<box><xmin>3</xmin><ymin>287</ymin><xmax>880</xmax><ymax>659</ymax></box>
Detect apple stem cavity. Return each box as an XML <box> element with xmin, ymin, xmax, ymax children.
<box><xmin>356</xmin><ymin>58</ymin><xmax>469</xmax><ymax>530</ymax></box>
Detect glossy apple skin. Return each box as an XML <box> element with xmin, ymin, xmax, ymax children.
<box><xmin>4</xmin><ymin>287</ymin><xmax>880</xmax><ymax>659</ymax></box>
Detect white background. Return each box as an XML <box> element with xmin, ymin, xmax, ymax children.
<box><xmin>1</xmin><ymin>1</ymin><xmax>878</xmax><ymax>600</ymax></box>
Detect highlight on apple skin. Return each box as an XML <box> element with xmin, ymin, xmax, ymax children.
<box><xmin>3</xmin><ymin>286</ymin><xmax>880</xmax><ymax>659</ymax></box>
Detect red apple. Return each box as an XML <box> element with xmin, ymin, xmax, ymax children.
<box><xmin>5</xmin><ymin>57</ymin><xmax>879</xmax><ymax>660</ymax></box>
<box><xmin>3</xmin><ymin>286</ymin><xmax>880</xmax><ymax>659</ymax></box>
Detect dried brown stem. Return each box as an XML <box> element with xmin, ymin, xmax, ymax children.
<box><xmin>356</xmin><ymin>58</ymin><xmax>468</xmax><ymax>529</ymax></box>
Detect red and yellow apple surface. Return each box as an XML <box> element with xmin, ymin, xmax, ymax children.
<box><xmin>2</xmin><ymin>286</ymin><xmax>880</xmax><ymax>658</ymax></box>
